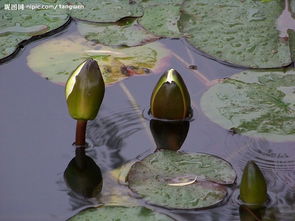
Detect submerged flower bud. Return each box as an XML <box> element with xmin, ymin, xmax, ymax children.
<box><xmin>240</xmin><ymin>161</ymin><xmax>267</xmax><ymax>205</ymax></box>
<box><xmin>150</xmin><ymin>69</ymin><xmax>191</xmax><ymax>120</ymax></box>
<box><xmin>65</xmin><ymin>59</ymin><xmax>105</xmax><ymax>120</ymax></box>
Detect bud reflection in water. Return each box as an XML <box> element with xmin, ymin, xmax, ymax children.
<box><xmin>64</xmin><ymin>148</ymin><xmax>103</xmax><ymax>198</ymax></box>
<box><xmin>150</xmin><ymin>119</ymin><xmax>189</xmax><ymax>151</ymax></box>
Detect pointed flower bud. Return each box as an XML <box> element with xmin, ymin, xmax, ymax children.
<box><xmin>240</xmin><ymin>161</ymin><xmax>267</xmax><ymax>205</ymax></box>
<box><xmin>65</xmin><ymin>59</ymin><xmax>105</xmax><ymax>120</ymax></box>
<box><xmin>150</xmin><ymin>69</ymin><xmax>191</xmax><ymax>120</ymax></box>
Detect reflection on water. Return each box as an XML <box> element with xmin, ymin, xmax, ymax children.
<box><xmin>64</xmin><ymin>148</ymin><xmax>103</xmax><ymax>198</ymax></box>
<box><xmin>150</xmin><ymin>119</ymin><xmax>190</xmax><ymax>151</ymax></box>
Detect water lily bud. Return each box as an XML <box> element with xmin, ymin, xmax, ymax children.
<box><xmin>64</xmin><ymin>149</ymin><xmax>103</xmax><ymax>198</ymax></box>
<box><xmin>150</xmin><ymin>69</ymin><xmax>191</xmax><ymax>120</ymax></box>
<box><xmin>240</xmin><ymin>161</ymin><xmax>267</xmax><ymax>205</ymax></box>
<box><xmin>65</xmin><ymin>58</ymin><xmax>105</xmax><ymax>120</ymax></box>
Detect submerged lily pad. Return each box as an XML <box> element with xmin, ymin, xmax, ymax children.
<box><xmin>68</xmin><ymin>206</ymin><xmax>174</xmax><ymax>221</ymax></box>
<box><xmin>0</xmin><ymin>0</ymin><xmax>69</xmax><ymax>60</ymax></box>
<box><xmin>67</xmin><ymin>0</ymin><xmax>143</xmax><ymax>22</ymax></box>
<box><xmin>77</xmin><ymin>19</ymin><xmax>158</xmax><ymax>47</ymax></box>
<box><xmin>178</xmin><ymin>0</ymin><xmax>291</xmax><ymax>68</ymax></box>
<box><xmin>127</xmin><ymin>150</ymin><xmax>236</xmax><ymax>209</ymax></box>
<box><xmin>27</xmin><ymin>35</ymin><xmax>171</xmax><ymax>85</ymax></box>
<box><xmin>200</xmin><ymin>68</ymin><xmax>295</xmax><ymax>142</ymax></box>
<box><xmin>138</xmin><ymin>4</ymin><xmax>183</xmax><ymax>38</ymax></box>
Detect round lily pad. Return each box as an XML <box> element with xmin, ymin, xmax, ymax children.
<box><xmin>0</xmin><ymin>0</ymin><xmax>69</xmax><ymax>60</ymax></box>
<box><xmin>68</xmin><ymin>206</ymin><xmax>174</xmax><ymax>221</ymax></box>
<box><xmin>27</xmin><ymin>35</ymin><xmax>171</xmax><ymax>85</ymax></box>
<box><xmin>178</xmin><ymin>0</ymin><xmax>292</xmax><ymax>68</ymax></box>
<box><xmin>77</xmin><ymin>19</ymin><xmax>159</xmax><ymax>47</ymax></box>
<box><xmin>200</xmin><ymin>68</ymin><xmax>295</xmax><ymax>142</ymax></box>
<box><xmin>127</xmin><ymin>150</ymin><xmax>236</xmax><ymax>209</ymax></box>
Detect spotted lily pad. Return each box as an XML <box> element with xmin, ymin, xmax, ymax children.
<box><xmin>77</xmin><ymin>19</ymin><xmax>159</xmax><ymax>47</ymax></box>
<box><xmin>0</xmin><ymin>0</ymin><xmax>69</xmax><ymax>60</ymax></box>
<box><xmin>200</xmin><ymin>68</ymin><xmax>295</xmax><ymax>142</ymax></box>
<box><xmin>68</xmin><ymin>206</ymin><xmax>174</xmax><ymax>221</ymax></box>
<box><xmin>27</xmin><ymin>35</ymin><xmax>171</xmax><ymax>85</ymax></box>
<box><xmin>178</xmin><ymin>0</ymin><xmax>292</xmax><ymax>68</ymax></box>
<box><xmin>138</xmin><ymin>4</ymin><xmax>183</xmax><ymax>38</ymax></box>
<box><xmin>127</xmin><ymin>150</ymin><xmax>236</xmax><ymax>209</ymax></box>
<box><xmin>66</xmin><ymin>0</ymin><xmax>143</xmax><ymax>22</ymax></box>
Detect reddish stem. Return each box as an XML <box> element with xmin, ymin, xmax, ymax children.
<box><xmin>75</xmin><ymin>120</ymin><xmax>87</xmax><ymax>146</ymax></box>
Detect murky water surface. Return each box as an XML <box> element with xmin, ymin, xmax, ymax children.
<box><xmin>0</xmin><ymin>17</ymin><xmax>295</xmax><ymax>221</ymax></box>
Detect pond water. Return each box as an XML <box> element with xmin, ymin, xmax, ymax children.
<box><xmin>0</xmin><ymin>18</ymin><xmax>295</xmax><ymax>221</ymax></box>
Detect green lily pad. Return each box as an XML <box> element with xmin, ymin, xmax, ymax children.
<box><xmin>178</xmin><ymin>0</ymin><xmax>292</xmax><ymax>68</ymax></box>
<box><xmin>0</xmin><ymin>0</ymin><xmax>69</xmax><ymax>60</ymax></box>
<box><xmin>77</xmin><ymin>19</ymin><xmax>159</xmax><ymax>47</ymax></box>
<box><xmin>66</xmin><ymin>0</ymin><xmax>143</xmax><ymax>22</ymax></box>
<box><xmin>68</xmin><ymin>206</ymin><xmax>174</xmax><ymax>221</ymax></box>
<box><xmin>288</xmin><ymin>30</ymin><xmax>295</xmax><ymax>62</ymax></box>
<box><xmin>138</xmin><ymin>4</ymin><xmax>183</xmax><ymax>38</ymax></box>
<box><xmin>200</xmin><ymin>68</ymin><xmax>295</xmax><ymax>142</ymax></box>
<box><xmin>27</xmin><ymin>35</ymin><xmax>171</xmax><ymax>85</ymax></box>
<box><xmin>127</xmin><ymin>150</ymin><xmax>236</xmax><ymax>209</ymax></box>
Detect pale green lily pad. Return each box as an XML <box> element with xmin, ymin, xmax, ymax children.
<box><xmin>178</xmin><ymin>0</ymin><xmax>292</xmax><ymax>68</ymax></box>
<box><xmin>200</xmin><ymin>68</ymin><xmax>295</xmax><ymax>142</ymax></box>
<box><xmin>67</xmin><ymin>0</ymin><xmax>143</xmax><ymax>22</ymax></box>
<box><xmin>77</xmin><ymin>19</ymin><xmax>158</xmax><ymax>47</ymax></box>
<box><xmin>0</xmin><ymin>0</ymin><xmax>69</xmax><ymax>60</ymax></box>
<box><xmin>138</xmin><ymin>4</ymin><xmax>183</xmax><ymax>38</ymax></box>
<box><xmin>68</xmin><ymin>206</ymin><xmax>174</xmax><ymax>221</ymax></box>
<box><xmin>127</xmin><ymin>150</ymin><xmax>236</xmax><ymax>209</ymax></box>
<box><xmin>136</xmin><ymin>0</ymin><xmax>184</xmax><ymax>7</ymax></box>
<box><xmin>289</xmin><ymin>30</ymin><xmax>295</xmax><ymax>62</ymax></box>
<box><xmin>27</xmin><ymin>35</ymin><xmax>171</xmax><ymax>85</ymax></box>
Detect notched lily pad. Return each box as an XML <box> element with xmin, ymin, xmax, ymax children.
<box><xmin>67</xmin><ymin>0</ymin><xmax>143</xmax><ymax>22</ymax></box>
<box><xmin>200</xmin><ymin>68</ymin><xmax>295</xmax><ymax>142</ymax></box>
<box><xmin>127</xmin><ymin>150</ymin><xmax>236</xmax><ymax>209</ymax></box>
<box><xmin>178</xmin><ymin>0</ymin><xmax>292</xmax><ymax>68</ymax></box>
<box><xmin>0</xmin><ymin>0</ymin><xmax>69</xmax><ymax>60</ymax></box>
<box><xmin>27</xmin><ymin>36</ymin><xmax>171</xmax><ymax>85</ymax></box>
<box><xmin>68</xmin><ymin>206</ymin><xmax>174</xmax><ymax>221</ymax></box>
<box><xmin>77</xmin><ymin>19</ymin><xmax>159</xmax><ymax>47</ymax></box>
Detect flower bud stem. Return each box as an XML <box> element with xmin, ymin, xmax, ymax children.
<box><xmin>75</xmin><ymin>120</ymin><xmax>87</xmax><ymax>146</ymax></box>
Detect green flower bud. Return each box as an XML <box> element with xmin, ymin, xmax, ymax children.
<box><xmin>240</xmin><ymin>161</ymin><xmax>267</xmax><ymax>205</ymax></box>
<box><xmin>150</xmin><ymin>69</ymin><xmax>191</xmax><ymax>120</ymax></box>
<box><xmin>64</xmin><ymin>149</ymin><xmax>103</xmax><ymax>198</ymax></box>
<box><xmin>65</xmin><ymin>59</ymin><xmax>105</xmax><ymax>120</ymax></box>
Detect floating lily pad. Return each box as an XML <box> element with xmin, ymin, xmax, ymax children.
<box><xmin>27</xmin><ymin>35</ymin><xmax>171</xmax><ymax>85</ymax></box>
<box><xmin>67</xmin><ymin>0</ymin><xmax>143</xmax><ymax>22</ymax></box>
<box><xmin>178</xmin><ymin>0</ymin><xmax>292</xmax><ymax>68</ymax></box>
<box><xmin>138</xmin><ymin>4</ymin><xmax>183</xmax><ymax>38</ymax></box>
<box><xmin>77</xmin><ymin>19</ymin><xmax>158</xmax><ymax>47</ymax></box>
<box><xmin>68</xmin><ymin>206</ymin><xmax>174</xmax><ymax>221</ymax></box>
<box><xmin>0</xmin><ymin>0</ymin><xmax>69</xmax><ymax>60</ymax></box>
<box><xmin>288</xmin><ymin>30</ymin><xmax>295</xmax><ymax>62</ymax></box>
<box><xmin>127</xmin><ymin>150</ymin><xmax>236</xmax><ymax>209</ymax></box>
<box><xmin>200</xmin><ymin>68</ymin><xmax>295</xmax><ymax>142</ymax></box>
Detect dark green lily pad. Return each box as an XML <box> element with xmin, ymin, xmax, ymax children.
<box><xmin>27</xmin><ymin>35</ymin><xmax>171</xmax><ymax>85</ymax></box>
<box><xmin>138</xmin><ymin>4</ymin><xmax>183</xmax><ymax>38</ymax></box>
<box><xmin>68</xmin><ymin>206</ymin><xmax>174</xmax><ymax>221</ymax></box>
<box><xmin>77</xmin><ymin>19</ymin><xmax>158</xmax><ymax>47</ymax></box>
<box><xmin>66</xmin><ymin>0</ymin><xmax>143</xmax><ymax>22</ymax></box>
<box><xmin>127</xmin><ymin>150</ymin><xmax>236</xmax><ymax>209</ymax></box>
<box><xmin>0</xmin><ymin>0</ymin><xmax>69</xmax><ymax>60</ymax></box>
<box><xmin>178</xmin><ymin>0</ymin><xmax>291</xmax><ymax>68</ymax></box>
<box><xmin>200</xmin><ymin>68</ymin><xmax>295</xmax><ymax>142</ymax></box>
